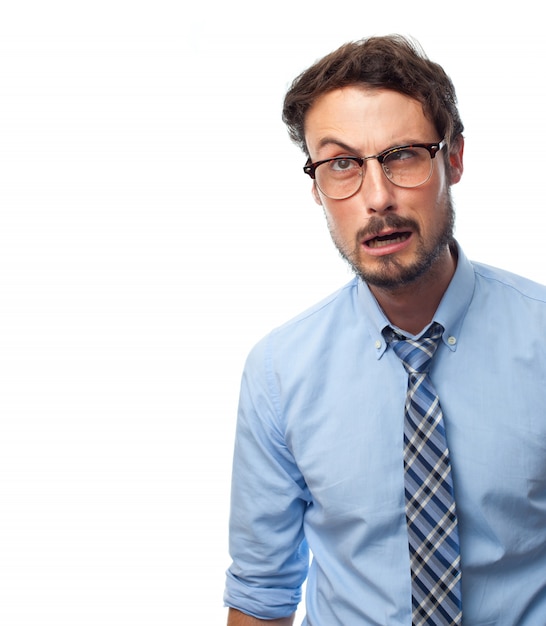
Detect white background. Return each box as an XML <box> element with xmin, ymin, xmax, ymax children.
<box><xmin>1</xmin><ymin>2</ymin><xmax>545</xmax><ymax>624</ymax></box>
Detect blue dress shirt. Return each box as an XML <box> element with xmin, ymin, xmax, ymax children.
<box><xmin>224</xmin><ymin>244</ymin><xmax>546</xmax><ymax>625</ymax></box>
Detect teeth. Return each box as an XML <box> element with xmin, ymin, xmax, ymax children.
<box><xmin>368</xmin><ymin>234</ymin><xmax>407</xmax><ymax>248</ymax></box>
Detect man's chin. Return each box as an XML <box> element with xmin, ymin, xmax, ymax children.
<box><xmin>350</xmin><ymin>255</ymin><xmax>431</xmax><ymax>289</ymax></box>
<box><xmin>343</xmin><ymin>230</ymin><xmax>455</xmax><ymax>289</ymax></box>
<box><xmin>356</xmin><ymin>269</ymin><xmax>419</xmax><ymax>290</ymax></box>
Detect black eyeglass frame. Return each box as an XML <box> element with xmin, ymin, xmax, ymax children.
<box><xmin>303</xmin><ymin>140</ymin><xmax>446</xmax><ymax>190</ymax></box>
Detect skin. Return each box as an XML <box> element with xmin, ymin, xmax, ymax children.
<box><xmin>227</xmin><ymin>608</ymin><xmax>294</xmax><ymax>625</ymax></box>
<box><xmin>305</xmin><ymin>86</ymin><xmax>464</xmax><ymax>335</ymax></box>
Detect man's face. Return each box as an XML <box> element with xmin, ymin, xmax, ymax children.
<box><xmin>304</xmin><ymin>86</ymin><xmax>463</xmax><ymax>289</ymax></box>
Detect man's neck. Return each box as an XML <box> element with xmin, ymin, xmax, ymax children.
<box><xmin>369</xmin><ymin>247</ymin><xmax>457</xmax><ymax>336</ymax></box>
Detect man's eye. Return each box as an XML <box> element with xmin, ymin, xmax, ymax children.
<box><xmin>329</xmin><ymin>158</ymin><xmax>358</xmax><ymax>172</ymax></box>
<box><xmin>385</xmin><ymin>148</ymin><xmax>416</xmax><ymax>163</ymax></box>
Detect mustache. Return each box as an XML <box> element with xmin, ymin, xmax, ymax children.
<box><xmin>356</xmin><ymin>214</ymin><xmax>420</xmax><ymax>241</ymax></box>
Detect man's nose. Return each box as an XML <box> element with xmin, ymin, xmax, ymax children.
<box><xmin>358</xmin><ymin>159</ymin><xmax>396</xmax><ymax>215</ymax></box>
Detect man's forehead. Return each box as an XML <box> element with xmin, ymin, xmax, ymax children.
<box><xmin>304</xmin><ymin>87</ymin><xmax>432</xmax><ymax>155</ymax></box>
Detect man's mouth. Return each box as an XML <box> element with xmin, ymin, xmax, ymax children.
<box><xmin>365</xmin><ymin>231</ymin><xmax>411</xmax><ymax>249</ymax></box>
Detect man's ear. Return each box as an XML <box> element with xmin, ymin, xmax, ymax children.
<box><xmin>312</xmin><ymin>182</ymin><xmax>323</xmax><ymax>205</ymax></box>
<box><xmin>448</xmin><ymin>136</ymin><xmax>464</xmax><ymax>185</ymax></box>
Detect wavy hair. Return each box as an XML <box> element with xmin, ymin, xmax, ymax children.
<box><xmin>282</xmin><ymin>35</ymin><xmax>464</xmax><ymax>156</ymax></box>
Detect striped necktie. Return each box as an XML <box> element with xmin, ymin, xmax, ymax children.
<box><xmin>385</xmin><ymin>322</ymin><xmax>462</xmax><ymax>625</ymax></box>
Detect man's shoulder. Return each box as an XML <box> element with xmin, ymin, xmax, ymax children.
<box><xmin>471</xmin><ymin>260</ymin><xmax>546</xmax><ymax>303</ymax></box>
<box><xmin>250</xmin><ymin>278</ymin><xmax>361</xmax><ymax>356</ymax></box>
<box><xmin>277</xmin><ymin>278</ymin><xmax>360</xmax><ymax>329</ymax></box>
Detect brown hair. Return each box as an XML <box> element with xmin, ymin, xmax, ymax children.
<box><xmin>282</xmin><ymin>35</ymin><xmax>464</xmax><ymax>156</ymax></box>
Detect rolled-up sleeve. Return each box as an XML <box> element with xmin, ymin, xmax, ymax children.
<box><xmin>224</xmin><ymin>334</ymin><xmax>310</xmax><ymax>619</ymax></box>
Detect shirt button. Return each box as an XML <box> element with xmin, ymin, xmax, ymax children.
<box><xmin>448</xmin><ymin>336</ymin><xmax>457</xmax><ymax>345</ymax></box>
<box><xmin>375</xmin><ymin>340</ymin><xmax>382</xmax><ymax>350</ymax></box>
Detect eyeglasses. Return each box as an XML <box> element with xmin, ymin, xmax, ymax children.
<box><xmin>303</xmin><ymin>140</ymin><xmax>446</xmax><ymax>200</ymax></box>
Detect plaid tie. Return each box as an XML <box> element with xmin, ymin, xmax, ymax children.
<box><xmin>386</xmin><ymin>322</ymin><xmax>462</xmax><ymax>625</ymax></box>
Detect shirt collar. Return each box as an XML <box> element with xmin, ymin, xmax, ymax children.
<box><xmin>357</xmin><ymin>241</ymin><xmax>475</xmax><ymax>359</ymax></box>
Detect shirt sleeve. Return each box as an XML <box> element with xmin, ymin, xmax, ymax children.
<box><xmin>224</xmin><ymin>333</ymin><xmax>310</xmax><ymax>619</ymax></box>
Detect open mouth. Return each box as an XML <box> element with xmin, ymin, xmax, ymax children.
<box><xmin>365</xmin><ymin>231</ymin><xmax>411</xmax><ymax>249</ymax></box>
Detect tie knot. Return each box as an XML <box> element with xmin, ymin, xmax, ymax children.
<box><xmin>385</xmin><ymin>322</ymin><xmax>444</xmax><ymax>374</ymax></box>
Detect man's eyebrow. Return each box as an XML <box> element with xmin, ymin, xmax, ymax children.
<box><xmin>315</xmin><ymin>137</ymin><xmax>360</xmax><ymax>155</ymax></box>
<box><xmin>314</xmin><ymin>136</ymin><xmax>428</xmax><ymax>158</ymax></box>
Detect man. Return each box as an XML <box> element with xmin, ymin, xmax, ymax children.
<box><xmin>224</xmin><ymin>35</ymin><xmax>546</xmax><ymax>625</ymax></box>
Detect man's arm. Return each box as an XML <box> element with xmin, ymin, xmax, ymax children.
<box><xmin>227</xmin><ymin>608</ymin><xmax>295</xmax><ymax>625</ymax></box>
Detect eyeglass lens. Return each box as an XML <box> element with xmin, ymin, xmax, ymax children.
<box><xmin>315</xmin><ymin>146</ymin><xmax>435</xmax><ymax>199</ymax></box>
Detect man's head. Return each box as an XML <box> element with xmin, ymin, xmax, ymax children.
<box><xmin>282</xmin><ymin>35</ymin><xmax>464</xmax><ymax>157</ymax></box>
<box><xmin>282</xmin><ymin>36</ymin><xmax>465</xmax><ymax>292</ymax></box>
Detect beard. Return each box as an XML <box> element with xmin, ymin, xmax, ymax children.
<box><xmin>329</xmin><ymin>191</ymin><xmax>456</xmax><ymax>290</ymax></box>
